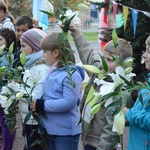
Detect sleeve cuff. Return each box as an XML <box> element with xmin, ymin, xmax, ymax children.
<box><xmin>36</xmin><ymin>99</ymin><xmax>45</xmax><ymax>113</ymax></box>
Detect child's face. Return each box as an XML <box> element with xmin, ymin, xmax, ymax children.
<box><xmin>142</xmin><ymin>45</ymin><xmax>150</xmax><ymax>70</ymax></box>
<box><xmin>15</xmin><ymin>24</ymin><xmax>30</xmax><ymax>41</ymax></box>
<box><xmin>43</xmin><ymin>49</ymin><xmax>58</xmax><ymax>66</ymax></box>
<box><xmin>103</xmin><ymin>51</ymin><xmax>118</xmax><ymax>72</ymax></box>
<box><xmin>0</xmin><ymin>35</ymin><xmax>6</xmax><ymax>47</ymax></box>
<box><xmin>20</xmin><ymin>40</ymin><xmax>33</xmax><ymax>55</ymax></box>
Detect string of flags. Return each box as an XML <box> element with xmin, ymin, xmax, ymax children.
<box><xmin>110</xmin><ymin>0</ymin><xmax>150</xmax><ymax>38</ymax></box>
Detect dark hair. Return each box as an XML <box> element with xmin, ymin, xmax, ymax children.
<box><xmin>15</xmin><ymin>15</ymin><xmax>33</xmax><ymax>29</ymax></box>
<box><xmin>41</xmin><ymin>32</ymin><xmax>75</xmax><ymax>68</ymax></box>
<box><xmin>0</xmin><ymin>28</ymin><xmax>17</xmax><ymax>52</ymax></box>
<box><xmin>0</xmin><ymin>2</ymin><xmax>6</xmax><ymax>13</ymax></box>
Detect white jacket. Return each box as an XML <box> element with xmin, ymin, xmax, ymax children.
<box><xmin>19</xmin><ymin>51</ymin><xmax>49</xmax><ymax>125</ymax></box>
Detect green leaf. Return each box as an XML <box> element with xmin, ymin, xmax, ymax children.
<box><xmin>90</xmin><ymin>102</ymin><xmax>102</xmax><ymax>115</ymax></box>
<box><xmin>119</xmin><ymin>75</ymin><xmax>134</xmax><ymax>87</ymax></box>
<box><xmin>24</xmin><ymin>111</ymin><xmax>32</xmax><ymax>125</ymax></box>
<box><xmin>82</xmin><ymin>65</ymin><xmax>101</xmax><ymax>74</ymax></box>
<box><xmin>100</xmin><ymin>55</ymin><xmax>108</xmax><ymax>72</ymax></box>
<box><xmin>9</xmin><ymin>42</ymin><xmax>14</xmax><ymax>53</ymax></box>
<box><xmin>137</xmin><ymin>81</ymin><xmax>149</xmax><ymax>89</ymax></box>
<box><xmin>39</xmin><ymin>10</ymin><xmax>55</xmax><ymax>18</ymax></box>
<box><xmin>85</xmin><ymin>86</ymin><xmax>95</xmax><ymax>103</ymax></box>
<box><xmin>20</xmin><ymin>51</ymin><xmax>26</xmax><ymax>66</ymax></box>
<box><xmin>112</xmin><ymin>29</ymin><xmax>118</xmax><ymax>48</ymax></box>
<box><xmin>102</xmin><ymin>91</ymin><xmax>120</xmax><ymax>100</ymax></box>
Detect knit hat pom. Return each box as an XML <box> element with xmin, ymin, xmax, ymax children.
<box><xmin>21</xmin><ymin>28</ymin><xmax>46</xmax><ymax>52</ymax></box>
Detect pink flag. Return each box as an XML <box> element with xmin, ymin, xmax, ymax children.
<box><xmin>113</xmin><ymin>2</ymin><xmax>118</xmax><ymax>23</ymax></box>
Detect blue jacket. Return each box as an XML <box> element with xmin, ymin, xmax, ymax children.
<box><xmin>36</xmin><ymin>65</ymin><xmax>85</xmax><ymax>136</ymax></box>
<box><xmin>126</xmin><ymin>73</ymin><xmax>150</xmax><ymax>150</ymax></box>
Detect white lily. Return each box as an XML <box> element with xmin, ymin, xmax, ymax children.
<box><xmin>1</xmin><ymin>82</ymin><xmax>21</xmax><ymax>95</ymax></box>
<box><xmin>94</xmin><ymin>78</ymin><xmax>116</xmax><ymax>96</ymax></box>
<box><xmin>112</xmin><ymin>110</ymin><xmax>125</xmax><ymax>135</ymax></box>
<box><xmin>64</xmin><ymin>9</ymin><xmax>79</xmax><ymax>21</ymax></box>
<box><xmin>94</xmin><ymin>66</ymin><xmax>136</xmax><ymax>97</ymax></box>
<box><xmin>43</xmin><ymin>0</ymin><xmax>54</xmax><ymax>14</ymax></box>
<box><xmin>23</xmin><ymin>70</ymin><xmax>41</xmax><ymax>85</ymax></box>
<box><xmin>0</xmin><ymin>95</ymin><xmax>12</xmax><ymax>114</ymax></box>
<box><xmin>110</xmin><ymin>66</ymin><xmax>136</xmax><ymax>82</ymax></box>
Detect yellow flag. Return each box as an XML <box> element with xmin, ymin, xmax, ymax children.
<box><xmin>123</xmin><ymin>6</ymin><xmax>129</xmax><ymax>31</ymax></box>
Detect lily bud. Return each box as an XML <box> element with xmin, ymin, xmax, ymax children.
<box><xmin>16</xmin><ymin>91</ymin><xmax>24</xmax><ymax>99</ymax></box>
<box><xmin>125</xmin><ymin>67</ymin><xmax>133</xmax><ymax>74</ymax></box>
<box><xmin>112</xmin><ymin>110</ymin><xmax>125</xmax><ymax>135</ymax></box>
<box><xmin>83</xmin><ymin>65</ymin><xmax>102</xmax><ymax>74</ymax></box>
<box><xmin>124</xmin><ymin>57</ymin><xmax>134</xmax><ymax>67</ymax></box>
<box><xmin>43</xmin><ymin>0</ymin><xmax>54</xmax><ymax>14</ymax></box>
<box><xmin>0</xmin><ymin>45</ymin><xmax>5</xmax><ymax>54</ymax></box>
<box><xmin>0</xmin><ymin>67</ymin><xmax>5</xmax><ymax>72</ymax></box>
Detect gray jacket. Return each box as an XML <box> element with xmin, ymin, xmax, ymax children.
<box><xmin>72</xmin><ymin>29</ymin><xmax>119</xmax><ymax>150</ymax></box>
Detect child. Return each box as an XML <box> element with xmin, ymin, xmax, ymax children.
<box><xmin>30</xmin><ymin>32</ymin><xmax>85</xmax><ymax>150</ymax></box>
<box><xmin>70</xmin><ymin>26</ymin><xmax>133</xmax><ymax>150</ymax></box>
<box><xmin>0</xmin><ymin>28</ymin><xmax>17</xmax><ymax>150</ymax></box>
<box><xmin>0</xmin><ymin>1</ymin><xmax>15</xmax><ymax>32</ymax></box>
<box><xmin>18</xmin><ymin>28</ymin><xmax>49</xmax><ymax>150</ymax></box>
<box><xmin>15</xmin><ymin>15</ymin><xmax>33</xmax><ymax>49</ymax></box>
<box><xmin>14</xmin><ymin>15</ymin><xmax>33</xmax><ymax>63</ymax></box>
<box><xmin>123</xmin><ymin>36</ymin><xmax>150</xmax><ymax>150</ymax></box>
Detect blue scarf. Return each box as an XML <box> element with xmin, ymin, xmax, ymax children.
<box><xmin>25</xmin><ymin>50</ymin><xmax>44</xmax><ymax>69</ymax></box>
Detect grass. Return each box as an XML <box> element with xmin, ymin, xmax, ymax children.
<box><xmin>68</xmin><ymin>32</ymin><xmax>98</xmax><ymax>42</ymax></box>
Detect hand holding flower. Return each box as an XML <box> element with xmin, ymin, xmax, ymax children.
<box><xmin>30</xmin><ymin>100</ymin><xmax>36</xmax><ymax>112</ymax></box>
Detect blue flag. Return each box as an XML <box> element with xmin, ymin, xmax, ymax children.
<box><xmin>32</xmin><ymin>0</ymin><xmax>49</xmax><ymax>30</ymax></box>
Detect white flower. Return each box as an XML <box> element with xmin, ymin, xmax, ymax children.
<box><xmin>110</xmin><ymin>66</ymin><xmax>136</xmax><ymax>82</ymax></box>
<box><xmin>94</xmin><ymin>78</ymin><xmax>116</xmax><ymax>96</ymax></box>
<box><xmin>112</xmin><ymin>110</ymin><xmax>125</xmax><ymax>135</ymax></box>
<box><xmin>62</xmin><ymin>9</ymin><xmax>79</xmax><ymax>23</ymax></box>
<box><xmin>0</xmin><ymin>95</ymin><xmax>12</xmax><ymax>114</ymax></box>
<box><xmin>94</xmin><ymin>66</ymin><xmax>136</xmax><ymax>97</ymax></box>
<box><xmin>23</xmin><ymin>70</ymin><xmax>41</xmax><ymax>85</ymax></box>
<box><xmin>1</xmin><ymin>82</ymin><xmax>21</xmax><ymax>95</ymax></box>
<box><xmin>43</xmin><ymin>0</ymin><xmax>54</xmax><ymax>14</ymax></box>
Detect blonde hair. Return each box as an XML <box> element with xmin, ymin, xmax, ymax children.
<box><xmin>41</xmin><ymin>32</ymin><xmax>75</xmax><ymax>68</ymax></box>
<box><xmin>104</xmin><ymin>38</ymin><xmax>133</xmax><ymax>60</ymax></box>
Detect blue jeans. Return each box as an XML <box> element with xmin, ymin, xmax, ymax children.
<box><xmin>84</xmin><ymin>145</ymin><xmax>96</xmax><ymax>150</ymax></box>
<box><xmin>46</xmin><ymin>134</ymin><xmax>80</xmax><ymax>150</ymax></box>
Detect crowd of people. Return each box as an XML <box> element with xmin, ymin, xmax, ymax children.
<box><xmin>0</xmin><ymin>0</ymin><xmax>150</xmax><ymax>150</ymax></box>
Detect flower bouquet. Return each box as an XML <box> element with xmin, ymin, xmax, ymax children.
<box><xmin>0</xmin><ymin>43</ymin><xmax>26</xmax><ymax>133</ymax></box>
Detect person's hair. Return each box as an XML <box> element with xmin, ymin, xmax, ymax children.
<box><xmin>0</xmin><ymin>28</ymin><xmax>16</xmax><ymax>52</ymax></box>
<box><xmin>145</xmin><ymin>36</ymin><xmax>150</xmax><ymax>46</ymax></box>
<box><xmin>15</xmin><ymin>15</ymin><xmax>33</xmax><ymax>29</ymax></box>
<box><xmin>0</xmin><ymin>1</ymin><xmax>6</xmax><ymax>13</ymax></box>
<box><xmin>104</xmin><ymin>38</ymin><xmax>133</xmax><ymax>60</ymax></box>
<box><xmin>41</xmin><ymin>32</ymin><xmax>75</xmax><ymax>68</ymax></box>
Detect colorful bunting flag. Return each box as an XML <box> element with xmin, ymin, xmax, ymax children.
<box><xmin>112</xmin><ymin>2</ymin><xmax>118</xmax><ymax>23</ymax></box>
<box><xmin>123</xmin><ymin>6</ymin><xmax>129</xmax><ymax>31</ymax></box>
<box><xmin>132</xmin><ymin>10</ymin><xmax>138</xmax><ymax>38</ymax></box>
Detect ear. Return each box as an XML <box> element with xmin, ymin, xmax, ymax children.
<box><xmin>53</xmin><ymin>49</ymin><xmax>60</xmax><ymax>58</ymax></box>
